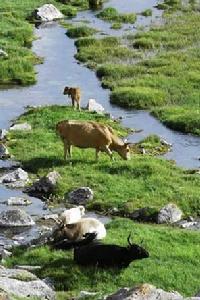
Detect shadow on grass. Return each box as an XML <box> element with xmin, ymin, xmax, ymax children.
<box><xmin>22</xmin><ymin>156</ymin><xmax>98</xmax><ymax>172</ymax></box>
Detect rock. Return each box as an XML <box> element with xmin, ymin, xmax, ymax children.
<box><xmin>0</xmin><ymin>209</ymin><xmax>35</xmax><ymax>227</ymax></box>
<box><xmin>160</xmin><ymin>138</ymin><xmax>172</xmax><ymax>147</ymax></box>
<box><xmin>10</xmin><ymin>122</ymin><xmax>32</xmax><ymax>131</ymax></box>
<box><xmin>0</xmin><ymin>267</ymin><xmax>55</xmax><ymax>299</ymax></box>
<box><xmin>0</xmin><ymin>168</ymin><xmax>29</xmax><ymax>188</ymax></box>
<box><xmin>177</xmin><ymin>220</ymin><xmax>200</xmax><ymax>230</ymax></box>
<box><xmin>129</xmin><ymin>207</ymin><xmax>158</xmax><ymax>222</ymax></box>
<box><xmin>0</xmin><ymin>292</ymin><xmax>10</xmax><ymax>300</ymax></box>
<box><xmin>0</xmin><ymin>49</ymin><xmax>8</xmax><ymax>58</ymax></box>
<box><xmin>156</xmin><ymin>203</ymin><xmax>183</xmax><ymax>224</ymax></box>
<box><xmin>87</xmin><ymin>99</ymin><xmax>105</xmax><ymax>114</ymax></box>
<box><xmin>42</xmin><ymin>214</ymin><xmax>58</xmax><ymax>221</ymax></box>
<box><xmin>33</xmin><ymin>4</ymin><xmax>63</xmax><ymax>22</ymax></box>
<box><xmin>0</xmin><ymin>129</ymin><xmax>7</xmax><ymax>141</ymax></box>
<box><xmin>0</xmin><ymin>144</ymin><xmax>9</xmax><ymax>159</ymax></box>
<box><xmin>68</xmin><ymin>187</ymin><xmax>94</xmax><ymax>205</ymax></box>
<box><xmin>15</xmin><ymin>265</ymin><xmax>42</xmax><ymax>271</ymax></box>
<box><xmin>6</xmin><ymin>196</ymin><xmax>32</xmax><ymax>206</ymax></box>
<box><xmin>105</xmin><ymin>283</ymin><xmax>200</xmax><ymax>300</ymax></box>
<box><xmin>0</xmin><ymin>249</ymin><xmax>12</xmax><ymax>260</ymax></box>
<box><xmin>25</xmin><ymin>171</ymin><xmax>60</xmax><ymax>198</ymax></box>
<box><xmin>79</xmin><ymin>290</ymin><xmax>98</xmax><ymax>298</ymax></box>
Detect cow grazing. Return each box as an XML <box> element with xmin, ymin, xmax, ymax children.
<box><xmin>56</xmin><ymin>120</ymin><xmax>131</xmax><ymax>161</ymax></box>
<box><xmin>74</xmin><ymin>234</ymin><xmax>149</xmax><ymax>268</ymax></box>
<box><xmin>63</xmin><ymin>87</ymin><xmax>81</xmax><ymax>110</ymax></box>
<box><xmin>52</xmin><ymin>217</ymin><xmax>106</xmax><ymax>243</ymax></box>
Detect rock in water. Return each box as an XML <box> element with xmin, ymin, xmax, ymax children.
<box><xmin>87</xmin><ymin>99</ymin><xmax>105</xmax><ymax>114</ymax></box>
<box><xmin>0</xmin><ymin>209</ymin><xmax>35</xmax><ymax>227</ymax></box>
<box><xmin>33</xmin><ymin>4</ymin><xmax>63</xmax><ymax>22</ymax></box>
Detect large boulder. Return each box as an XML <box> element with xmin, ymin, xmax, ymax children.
<box><xmin>0</xmin><ymin>267</ymin><xmax>55</xmax><ymax>300</ymax></box>
<box><xmin>105</xmin><ymin>283</ymin><xmax>200</xmax><ymax>300</ymax></box>
<box><xmin>0</xmin><ymin>168</ymin><xmax>29</xmax><ymax>188</ymax></box>
<box><xmin>33</xmin><ymin>4</ymin><xmax>63</xmax><ymax>22</ymax></box>
<box><xmin>68</xmin><ymin>187</ymin><xmax>94</xmax><ymax>205</ymax></box>
<box><xmin>25</xmin><ymin>171</ymin><xmax>60</xmax><ymax>198</ymax></box>
<box><xmin>156</xmin><ymin>203</ymin><xmax>183</xmax><ymax>224</ymax></box>
<box><xmin>0</xmin><ymin>144</ymin><xmax>9</xmax><ymax>159</ymax></box>
<box><xmin>10</xmin><ymin>122</ymin><xmax>31</xmax><ymax>131</ymax></box>
<box><xmin>87</xmin><ymin>99</ymin><xmax>105</xmax><ymax>114</ymax></box>
<box><xmin>0</xmin><ymin>209</ymin><xmax>35</xmax><ymax>227</ymax></box>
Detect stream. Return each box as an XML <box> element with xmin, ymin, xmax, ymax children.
<box><xmin>0</xmin><ymin>0</ymin><xmax>200</xmax><ymax>245</ymax></box>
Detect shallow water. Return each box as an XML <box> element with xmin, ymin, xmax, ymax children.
<box><xmin>0</xmin><ymin>0</ymin><xmax>200</xmax><ymax>242</ymax></box>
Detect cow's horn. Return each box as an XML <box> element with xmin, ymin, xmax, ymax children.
<box><xmin>127</xmin><ymin>233</ymin><xmax>132</xmax><ymax>246</ymax></box>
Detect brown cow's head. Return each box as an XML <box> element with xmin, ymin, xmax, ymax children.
<box><xmin>63</xmin><ymin>86</ymin><xmax>71</xmax><ymax>95</ymax></box>
<box><xmin>118</xmin><ymin>143</ymin><xmax>131</xmax><ymax>160</ymax></box>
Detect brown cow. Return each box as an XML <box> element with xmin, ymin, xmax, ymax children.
<box><xmin>56</xmin><ymin>120</ymin><xmax>131</xmax><ymax>161</ymax></box>
<box><xmin>63</xmin><ymin>86</ymin><xmax>81</xmax><ymax>110</ymax></box>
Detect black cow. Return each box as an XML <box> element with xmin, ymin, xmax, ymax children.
<box><xmin>74</xmin><ymin>234</ymin><xmax>149</xmax><ymax>268</ymax></box>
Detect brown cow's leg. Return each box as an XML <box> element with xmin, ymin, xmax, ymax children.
<box><xmin>68</xmin><ymin>145</ymin><xmax>72</xmax><ymax>158</ymax></box>
<box><xmin>96</xmin><ymin>149</ymin><xmax>100</xmax><ymax>161</ymax></box>
<box><xmin>71</xmin><ymin>97</ymin><xmax>75</xmax><ymax>109</ymax></box>
<box><xmin>104</xmin><ymin>145</ymin><xmax>113</xmax><ymax>160</ymax></box>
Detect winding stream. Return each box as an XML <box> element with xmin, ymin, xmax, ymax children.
<box><xmin>0</xmin><ymin>0</ymin><xmax>200</xmax><ymax>243</ymax></box>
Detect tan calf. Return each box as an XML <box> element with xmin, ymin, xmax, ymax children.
<box><xmin>63</xmin><ymin>86</ymin><xmax>81</xmax><ymax>110</ymax></box>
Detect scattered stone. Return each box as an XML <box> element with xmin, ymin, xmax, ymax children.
<box><xmin>15</xmin><ymin>265</ymin><xmax>42</xmax><ymax>271</ymax></box>
<box><xmin>42</xmin><ymin>214</ymin><xmax>58</xmax><ymax>221</ymax></box>
<box><xmin>68</xmin><ymin>187</ymin><xmax>94</xmax><ymax>205</ymax></box>
<box><xmin>0</xmin><ymin>249</ymin><xmax>12</xmax><ymax>260</ymax></box>
<box><xmin>160</xmin><ymin>138</ymin><xmax>172</xmax><ymax>147</ymax></box>
<box><xmin>0</xmin><ymin>209</ymin><xmax>35</xmax><ymax>227</ymax></box>
<box><xmin>0</xmin><ymin>49</ymin><xmax>8</xmax><ymax>58</ymax></box>
<box><xmin>156</xmin><ymin>203</ymin><xmax>183</xmax><ymax>224</ymax></box>
<box><xmin>33</xmin><ymin>4</ymin><xmax>63</xmax><ymax>22</ymax></box>
<box><xmin>177</xmin><ymin>219</ymin><xmax>200</xmax><ymax>230</ymax></box>
<box><xmin>25</xmin><ymin>171</ymin><xmax>60</xmax><ymax>198</ymax></box>
<box><xmin>87</xmin><ymin>99</ymin><xmax>105</xmax><ymax>114</ymax></box>
<box><xmin>0</xmin><ymin>168</ymin><xmax>29</xmax><ymax>188</ymax></box>
<box><xmin>0</xmin><ymin>267</ymin><xmax>55</xmax><ymax>299</ymax></box>
<box><xmin>0</xmin><ymin>144</ymin><xmax>9</xmax><ymax>159</ymax></box>
<box><xmin>10</xmin><ymin>122</ymin><xmax>32</xmax><ymax>131</ymax></box>
<box><xmin>6</xmin><ymin>196</ymin><xmax>32</xmax><ymax>206</ymax></box>
<box><xmin>0</xmin><ymin>129</ymin><xmax>7</xmax><ymax>141</ymax></box>
<box><xmin>79</xmin><ymin>290</ymin><xmax>98</xmax><ymax>298</ymax></box>
<box><xmin>105</xmin><ymin>283</ymin><xmax>200</xmax><ymax>300</ymax></box>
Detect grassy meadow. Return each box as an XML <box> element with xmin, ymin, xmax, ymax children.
<box><xmin>5</xmin><ymin>218</ymin><xmax>200</xmax><ymax>299</ymax></box>
<box><xmin>72</xmin><ymin>5</ymin><xmax>200</xmax><ymax>135</ymax></box>
<box><xmin>7</xmin><ymin>106</ymin><xmax>200</xmax><ymax>216</ymax></box>
<box><xmin>0</xmin><ymin>0</ymin><xmax>88</xmax><ymax>85</ymax></box>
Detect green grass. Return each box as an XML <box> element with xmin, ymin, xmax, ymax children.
<box><xmin>5</xmin><ymin>218</ymin><xmax>200</xmax><ymax>298</ymax></box>
<box><xmin>66</xmin><ymin>25</ymin><xmax>98</xmax><ymax>38</ymax></box>
<box><xmin>7</xmin><ymin>105</ymin><xmax>200</xmax><ymax>216</ymax></box>
<box><xmin>73</xmin><ymin>11</ymin><xmax>200</xmax><ymax>135</ymax></box>
<box><xmin>140</xmin><ymin>9</ymin><xmax>152</xmax><ymax>17</ymax></box>
<box><xmin>97</xmin><ymin>7</ymin><xmax>137</xmax><ymax>24</ymax></box>
<box><xmin>0</xmin><ymin>0</ymin><xmax>88</xmax><ymax>86</ymax></box>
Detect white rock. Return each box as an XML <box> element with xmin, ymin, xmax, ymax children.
<box><xmin>0</xmin><ymin>209</ymin><xmax>35</xmax><ymax>227</ymax></box>
<box><xmin>87</xmin><ymin>99</ymin><xmax>105</xmax><ymax>114</ymax></box>
<box><xmin>6</xmin><ymin>197</ymin><xmax>32</xmax><ymax>206</ymax></box>
<box><xmin>10</xmin><ymin>122</ymin><xmax>31</xmax><ymax>131</ymax></box>
<box><xmin>33</xmin><ymin>4</ymin><xmax>63</xmax><ymax>22</ymax></box>
<box><xmin>157</xmin><ymin>203</ymin><xmax>183</xmax><ymax>224</ymax></box>
<box><xmin>0</xmin><ymin>144</ymin><xmax>9</xmax><ymax>159</ymax></box>
<box><xmin>0</xmin><ymin>168</ymin><xmax>29</xmax><ymax>184</ymax></box>
<box><xmin>0</xmin><ymin>129</ymin><xmax>8</xmax><ymax>140</ymax></box>
<box><xmin>0</xmin><ymin>49</ymin><xmax>8</xmax><ymax>58</ymax></box>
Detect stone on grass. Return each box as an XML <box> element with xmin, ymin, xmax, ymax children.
<box><xmin>0</xmin><ymin>129</ymin><xmax>7</xmax><ymax>141</ymax></box>
<box><xmin>0</xmin><ymin>168</ymin><xmax>29</xmax><ymax>188</ymax></box>
<box><xmin>0</xmin><ymin>267</ymin><xmax>55</xmax><ymax>300</ymax></box>
<box><xmin>0</xmin><ymin>144</ymin><xmax>9</xmax><ymax>159</ymax></box>
<box><xmin>0</xmin><ymin>49</ymin><xmax>8</xmax><ymax>58</ymax></box>
<box><xmin>6</xmin><ymin>196</ymin><xmax>32</xmax><ymax>206</ymax></box>
<box><xmin>105</xmin><ymin>283</ymin><xmax>200</xmax><ymax>300</ymax></box>
<box><xmin>10</xmin><ymin>122</ymin><xmax>32</xmax><ymax>131</ymax></box>
<box><xmin>25</xmin><ymin>171</ymin><xmax>60</xmax><ymax>198</ymax></box>
<box><xmin>87</xmin><ymin>99</ymin><xmax>105</xmax><ymax>114</ymax></box>
<box><xmin>156</xmin><ymin>203</ymin><xmax>183</xmax><ymax>224</ymax></box>
<box><xmin>0</xmin><ymin>209</ymin><xmax>35</xmax><ymax>227</ymax></box>
<box><xmin>33</xmin><ymin>4</ymin><xmax>63</xmax><ymax>22</ymax></box>
<box><xmin>68</xmin><ymin>187</ymin><xmax>94</xmax><ymax>205</ymax></box>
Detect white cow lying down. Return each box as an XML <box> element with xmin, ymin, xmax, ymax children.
<box><xmin>59</xmin><ymin>206</ymin><xmax>85</xmax><ymax>225</ymax></box>
<box><xmin>53</xmin><ymin>217</ymin><xmax>106</xmax><ymax>241</ymax></box>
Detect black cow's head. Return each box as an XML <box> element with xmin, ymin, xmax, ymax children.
<box><xmin>127</xmin><ymin>234</ymin><xmax>149</xmax><ymax>260</ymax></box>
